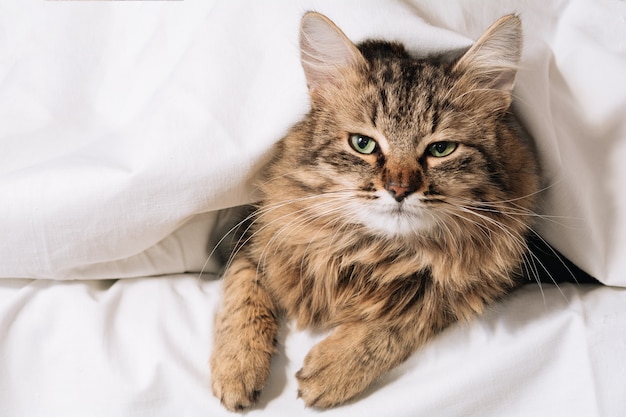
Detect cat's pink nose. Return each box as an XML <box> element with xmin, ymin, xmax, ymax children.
<box><xmin>385</xmin><ymin>182</ymin><xmax>412</xmax><ymax>202</ymax></box>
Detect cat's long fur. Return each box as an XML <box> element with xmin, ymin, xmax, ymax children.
<box><xmin>211</xmin><ymin>12</ymin><xmax>540</xmax><ymax>411</ymax></box>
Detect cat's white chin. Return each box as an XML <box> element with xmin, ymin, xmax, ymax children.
<box><xmin>355</xmin><ymin>193</ymin><xmax>436</xmax><ymax>237</ymax></box>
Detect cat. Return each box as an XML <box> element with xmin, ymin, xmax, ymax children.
<box><xmin>210</xmin><ymin>11</ymin><xmax>540</xmax><ymax>411</ymax></box>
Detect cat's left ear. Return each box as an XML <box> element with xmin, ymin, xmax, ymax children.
<box><xmin>453</xmin><ymin>14</ymin><xmax>522</xmax><ymax>95</ymax></box>
<box><xmin>299</xmin><ymin>12</ymin><xmax>366</xmax><ymax>92</ymax></box>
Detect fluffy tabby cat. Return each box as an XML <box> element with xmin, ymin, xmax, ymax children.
<box><xmin>211</xmin><ymin>12</ymin><xmax>540</xmax><ymax>411</ymax></box>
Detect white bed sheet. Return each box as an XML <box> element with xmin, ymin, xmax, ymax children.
<box><xmin>1</xmin><ymin>0</ymin><xmax>626</xmax><ymax>416</ymax></box>
<box><xmin>0</xmin><ymin>276</ymin><xmax>624</xmax><ymax>417</ymax></box>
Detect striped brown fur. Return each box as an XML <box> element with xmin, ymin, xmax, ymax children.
<box><xmin>211</xmin><ymin>12</ymin><xmax>540</xmax><ymax>410</ymax></box>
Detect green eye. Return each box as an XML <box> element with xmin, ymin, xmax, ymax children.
<box><xmin>349</xmin><ymin>134</ymin><xmax>377</xmax><ymax>155</ymax></box>
<box><xmin>428</xmin><ymin>141</ymin><xmax>457</xmax><ymax>158</ymax></box>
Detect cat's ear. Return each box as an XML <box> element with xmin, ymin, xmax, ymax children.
<box><xmin>453</xmin><ymin>14</ymin><xmax>522</xmax><ymax>94</ymax></box>
<box><xmin>299</xmin><ymin>12</ymin><xmax>366</xmax><ymax>92</ymax></box>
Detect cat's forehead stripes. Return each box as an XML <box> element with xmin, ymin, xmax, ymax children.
<box><xmin>358</xmin><ymin>40</ymin><xmax>450</xmax><ymax>149</ymax></box>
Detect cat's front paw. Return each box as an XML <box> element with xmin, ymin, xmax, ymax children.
<box><xmin>295</xmin><ymin>339</ymin><xmax>375</xmax><ymax>408</ymax></box>
<box><xmin>210</xmin><ymin>347</ymin><xmax>271</xmax><ymax>411</ymax></box>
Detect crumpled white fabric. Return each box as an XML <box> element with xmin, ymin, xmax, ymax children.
<box><xmin>0</xmin><ymin>277</ymin><xmax>624</xmax><ymax>417</ymax></box>
<box><xmin>1</xmin><ymin>0</ymin><xmax>625</xmax><ymax>283</ymax></box>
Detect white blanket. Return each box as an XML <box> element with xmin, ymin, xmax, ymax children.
<box><xmin>1</xmin><ymin>0</ymin><xmax>625</xmax><ymax>416</ymax></box>
<box><xmin>0</xmin><ymin>277</ymin><xmax>624</xmax><ymax>416</ymax></box>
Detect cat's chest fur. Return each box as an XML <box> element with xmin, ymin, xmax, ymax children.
<box><xmin>255</xmin><ymin>229</ymin><xmax>426</xmax><ymax>328</ymax></box>
<box><xmin>249</xmin><ymin>212</ymin><xmax>518</xmax><ymax>330</ymax></box>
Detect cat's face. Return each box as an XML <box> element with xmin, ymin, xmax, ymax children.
<box><xmin>265</xmin><ymin>14</ymin><xmax>538</xmax><ymax>239</ymax></box>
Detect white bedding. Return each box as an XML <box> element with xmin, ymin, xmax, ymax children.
<box><xmin>0</xmin><ymin>277</ymin><xmax>623</xmax><ymax>417</ymax></box>
<box><xmin>1</xmin><ymin>0</ymin><xmax>626</xmax><ymax>416</ymax></box>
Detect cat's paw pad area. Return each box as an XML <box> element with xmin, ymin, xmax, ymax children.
<box><xmin>211</xmin><ymin>377</ymin><xmax>261</xmax><ymax>412</ymax></box>
<box><xmin>295</xmin><ymin>343</ymin><xmax>372</xmax><ymax>408</ymax></box>
<box><xmin>296</xmin><ymin>364</ymin><xmax>361</xmax><ymax>409</ymax></box>
<box><xmin>210</xmin><ymin>349</ymin><xmax>271</xmax><ymax>412</ymax></box>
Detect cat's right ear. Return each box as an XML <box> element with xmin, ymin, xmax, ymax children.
<box><xmin>299</xmin><ymin>12</ymin><xmax>366</xmax><ymax>93</ymax></box>
<box><xmin>452</xmin><ymin>14</ymin><xmax>522</xmax><ymax>95</ymax></box>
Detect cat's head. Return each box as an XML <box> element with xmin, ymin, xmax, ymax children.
<box><xmin>265</xmin><ymin>12</ymin><xmax>539</xmax><ymax>239</ymax></box>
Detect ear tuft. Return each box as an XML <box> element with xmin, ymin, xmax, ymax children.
<box><xmin>453</xmin><ymin>14</ymin><xmax>522</xmax><ymax>93</ymax></box>
<box><xmin>299</xmin><ymin>12</ymin><xmax>366</xmax><ymax>91</ymax></box>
